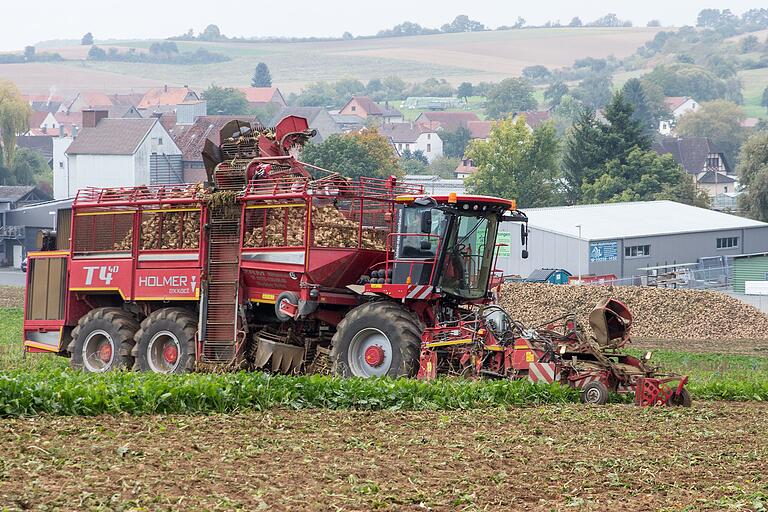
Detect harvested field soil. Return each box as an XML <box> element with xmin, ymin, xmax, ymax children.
<box><xmin>500</xmin><ymin>283</ymin><xmax>768</xmax><ymax>342</ymax></box>
<box><xmin>1</xmin><ymin>403</ymin><xmax>766</xmax><ymax>511</ymax></box>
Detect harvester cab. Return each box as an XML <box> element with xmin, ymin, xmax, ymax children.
<box><xmin>369</xmin><ymin>193</ymin><xmax>528</xmax><ymax>302</ymax></box>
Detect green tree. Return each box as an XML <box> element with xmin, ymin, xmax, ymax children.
<box><xmin>0</xmin><ymin>81</ymin><xmax>30</xmax><ymax>168</ymax></box>
<box><xmin>457</xmin><ymin>82</ymin><xmax>473</xmax><ymax>102</ymax></box>
<box><xmin>568</xmin><ymin>17</ymin><xmax>583</xmax><ymax>27</ymax></box>
<box><xmin>676</xmin><ymin>100</ymin><xmax>746</xmax><ymax>165</ymax></box>
<box><xmin>621</xmin><ymin>78</ymin><xmax>656</xmax><ymax>134</ymax></box>
<box><xmin>575</xmin><ymin>74</ymin><xmax>613</xmax><ymax>109</ymax></box>
<box><xmin>581</xmin><ymin>148</ymin><xmax>694</xmax><ymax>204</ymax></box>
<box><xmin>200</xmin><ymin>24</ymin><xmax>222</xmax><ymax>41</ymax></box>
<box><xmin>484</xmin><ymin>78</ymin><xmax>537</xmax><ymax>119</ymax></box>
<box><xmin>23</xmin><ymin>46</ymin><xmax>35</xmax><ymax>61</ymax></box>
<box><xmin>300</xmin><ymin>130</ymin><xmax>399</xmax><ymax>180</ymax></box>
<box><xmin>466</xmin><ymin>116</ymin><xmax>560</xmax><ymax>207</ymax></box>
<box><xmin>544</xmin><ymin>81</ymin><xmax>569</xmax><ymax>107</ymax></box>
<box><xmin>643</xmin><ymin>64</ymin><xmax>731</xmax><ymax>102</ymax></box>
<box><xmin>740</xmin><ymin>170</ymin><xmax>768</xmax><ymax>221</ymax></box>
<box><xmin>81</xmin><ymin>32</ymin><xmax>94</xmax><ymax>45</ymax></box>
<box><xmin>737</xmin><ymin>131</ymin><xmax>768</xmax><ymax>190</ymax></box>
<box><xmin>251</xmin><ymin>62</ymin><xmax>272</xmax><ymax>87</ymax></box>
<box><xmin>738</xmin><ymin>130</ymin><xmax>768</xmax><ymax>219</ymax></box>
<box><xmin>601</xmin><ymin>90</ymin><xmax>651</xmax><ymax>158</ymax></box>
<box><xmin>202</xmin><ymin>85</ymin><xmax>249</xmax><ymax>115</ymax></box>
<box><xmin>522</xmin><ymin>65</ymin><xmax>551</xmax><ymax>82</ymax></box>
<box><xmin>428</xmin><ymin>156</ymin><xmax>461</xmax><ymax>179</ymax></box>
<box><xmin>762</xmin><ymin>85</ymin><xmax>768</xmax><ymax>113</ymax></box>
<box><xmin>440</xmin><ymin>127</ymin><xmax>472</xmax><ymax>158</ymax></box>
<box><xmin>399</xmin><ymin>157</ymin><xmax>427</xmax><ymax>175</ymax></box>
<box><xmin>562</xmin><ymin>108</ymin><xmax>604</xmax><ymax>204</ymax></box>
<box><xmin>88</xmin><ymin>46</ymin><xmax>106</xmax><ymax>60</ymax></box>
<box><xmin>11</xmin><ymin>148</ymin><xmax>51</xmax><ymax>186</ymax></box>
<box><xmin>739</xmin><ymin>35</ymin><xmax>759</xmax><ymax>53</ymax></box>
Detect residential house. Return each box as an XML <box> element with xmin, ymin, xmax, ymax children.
<box><xmin>415</xmin><ymin>111</ymin><xmax>480</xmax><ymax>132</ymax></box>
<box><xmin>658</xmin><ymin>96</ymin><xmax>700</xmax><ymax>135</ymax></box>
<box><xmin>168</xmin><ymin>115</ymin><xmax>260</xmax><ymax>183</ymax></box>
<box><xmin>330</xmin><ymin>113</ymin><xmax>365</xmax><ymax>132</ymax></box>
<box><xmin>108</xmin><ymin>93</ymin><xmax>144</xmax><ymax>107</ymax></box>
<box><xmin>0</xmin><ymin>186</ymin><xmax>55</xmax><ymax>267</ymax></box>
<box><xmin>338</xmin><ymin>96</ymin><xmax>404</xmax><ymax>123</ymax></box>
<box><xmin>63</xmin><ymin>110</ymin><xmax>182</xmax><ymax>199</ymax></box>
<box><xmin>653</xmin><ymin>136</ymin><xmax>737</xmax><ymax>201</ymax></box>
<box><xmin>26</xmin><ymin>111</ymin><xmax>58</xmax><ymax>136</ymax></box>
<box><xmin>138</xmin><ymin>85</ymin><xmax>200</xmax><ymax>114</ymax></box>
<box><xmin>269</xmin><ymin>107</ymin><xmax>340</xmax><ymax>142</ymax></box>
<box><xmin>2</xmin><ymin>197</ymin><xmax>72</xmax><ymax>268</ymax></box>
<box><xmin>455</xmin><ymin>158</ymin><xmax>478</xmax><ymax>179</ymax></box>
<box><xmin>512</xmin><ymin>110</ymin><xmax>552</xmax><ymax>131</ymax></box>
<box><xmin>237</xmin><ymin>87</ymin><xmax>287</xmax><ymax>109</ymax></box>
<box><xmin>380</xmin><ymin>123</ymin><xmax>443</xmax><ymax>162</ymax></box>
<box><xmin>467</xmin><ymin>121</ymin><xmax>494</xmax><ymax>141</ymax></box>
<box><xmin>62</xmin><ymin>91</ymin><xmax>114</xmax><ymax>113</ymax></box>
<box><xmin>22</xmin><ymin>94</ymin><xmax>65</xmax><ymax>113</ymax></box>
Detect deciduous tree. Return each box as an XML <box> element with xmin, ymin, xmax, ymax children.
<box><xmin>0</xmin><ymin>81</ymin><xmax>30</xmax><ymax>168</ymax></box>
<box><xmin>81</xmin><ymin>32</ymin><xmax>94</xmax><ymax>45</ymax></box>
<box><xmin>484</xmin><ymin>78</ymin><xmax>537</xmax><ymax>119</ymax></box>
<box><xmin>202</xmin><ymin>85</ymin><xmax>249</xmax><ymax>115</ymax></box>
<box><xmin>676</xmin><ymin>100</ymin><xmax>746</xmax><ymax>165</ymax></box>
<box><xmin>300</xmin><ymin>130</ymin><xmax>400</xmax><ymax>180</ymax></box>
<box><xmin>466</xmin><ymin>116</ymin><xmax>560</xmax><ymax>207</ymax></box>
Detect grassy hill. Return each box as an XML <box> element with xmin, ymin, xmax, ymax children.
<box><xmin>2</xmin><ymin>27</ymin><xmax>661</xmax><ymax>95</ymax></box>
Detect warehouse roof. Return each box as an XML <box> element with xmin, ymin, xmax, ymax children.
<box><xmin>525</xmin><ymin>201</ymin><xmax>767</xmax><ymax>240</ymax></box>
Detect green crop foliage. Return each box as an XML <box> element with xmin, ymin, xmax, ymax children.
<box><xmin>2</xmin><ymin>306</ymin><xmax>768</xmax><ymax>417</ymax></box>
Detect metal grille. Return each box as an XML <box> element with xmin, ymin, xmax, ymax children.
<box><xmin>73</xmin><ymin>212</ymin><xmax>134</xmax><ymax>253</ymax></box>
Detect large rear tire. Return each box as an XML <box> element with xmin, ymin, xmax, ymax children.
<box><xmin>331</xmin><ymin>301</ymin><xmax>422</xmax><ymax>378</ymax></box>
<box><xmin>68</xmin><ymin>308</ymin><xmax>139</xmax><ymax>373</ymax></box>
<box><xmin>135</xmin><ymin>308</ymin><xmax>197</xmax><ymax>374</ymax></box>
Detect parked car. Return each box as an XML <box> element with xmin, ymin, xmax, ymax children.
<box><xmin>21</xmin><ymin>257</ymin><xmax>27</xmax><ymax>273</ymax></box>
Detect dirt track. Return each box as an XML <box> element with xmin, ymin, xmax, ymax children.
<box><xmin>1</xmin><ymin>403</ymin><xmax>766</xmax><ymax>511</ymax></box>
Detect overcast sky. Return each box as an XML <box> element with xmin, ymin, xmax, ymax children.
<box><xmin>0</xmin><ymin>1</ymin><xmax>766</xmax><ymax>51</ymax></box>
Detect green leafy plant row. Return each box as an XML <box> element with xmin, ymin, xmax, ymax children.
<box><xmin>0</xmin><ymin>369</ymin><xmax>579</xmax><ymax>417</ymax></box>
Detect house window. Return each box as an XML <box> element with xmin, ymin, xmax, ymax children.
<box><xmin>707</xmin><ymin>155</ymin><xmax>719</xmax><ymax>168</ymax></box>
<box><xmin>426</xmin><ymin>144</ymin><xmax>431</xmax><ymax>152</ymax></box>
<box><xmin>405</xmin><ymin>144</ymin><xmax>410</xmax><ymax>150</ymax></box>
<box><xmin>624</xmin><ymin>245</ymin><xmax>650</xmax><ymax>258</ymax></box>
<box><xmin>59</xmin><ymin>161</ymin><xmax>64</xmax><ymax>169</ymax></box>
<box><xmin>724</xmin><ymin>186</ymin><xmax>728</xmax><ymax>193</ymax></box>
<box><xmin>158</xmin><ymin>138</ymin><xmax>163</xmax><ymax>145</ymax></box>
<box><xmin>398</xmin><ymin>143</ymin><xmax>402</xmax><ymax>150</ymax></box>
<box><xmin>427</xmin><ymin>133</ymin><xmax>431</xmax><ymax>140</ymax></box>
<box><xmin>716</xmin><ymin>236</ymin><xmax>739</xmax><ymax>249</ymax></box>
<box><xmin>351</xmin><ymin>106</ymin><xmax>356</xmax><ymax>112</ymax></box>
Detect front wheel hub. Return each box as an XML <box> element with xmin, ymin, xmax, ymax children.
<box><xmin>162</xmin><ymin>343</ymin><xmax>178</xmax><ymax>364</ymax></box>
<box><xmin>364</xmin><ymin>345</ymin><xmax>385</xmax><ymax>367</ymax></box>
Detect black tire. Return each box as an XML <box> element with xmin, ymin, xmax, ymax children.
<box><xmin>580</xmin><ymin>381</ymin><xmax>609</xmax><ymax>405</ymax></box>
<box><xmin>331</xmin><ymin>301</ymin><xmax>422</xmax><ymax>378</ymax></box>
<box><xmin>134</xmin><ymin>308</ymin><xmax>197</xmax><ymax>374</ymax></box>
<box><xmin>68</xmin><ymin>307</ymin><xmax>139</xmax><ymax>373</ymax></box>
<box><xmin>669</xmin><ymin>387</ymin><xmax>692</xmax><ymax>407</ymax></box>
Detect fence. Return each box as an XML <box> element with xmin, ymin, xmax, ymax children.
<box><xmin>575</xmin><ymin>265</ymin><xmax>733</xmax><ymax>290</ymax></box>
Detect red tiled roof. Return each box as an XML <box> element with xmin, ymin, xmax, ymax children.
<box><xmin>238</xmin><ymin>87</ymin><xmax>284</xmax><ymax>105</ymax></box>
<box><xmin>514</xmin><ymin>110</ymin><xmax>552</xmax><ymax>129</ymax></box>
<box><xmin>415</xmin><ymin>111</ymin><xmax>481</xmax><ymax>131</ymax></box>
<box><xmin>467</xmin><ymin>120</ymin><xmax>495</xmax><ymax>139</ymax></box>
<box><xmin>28</xmin><ymin>111</ymin><xmax>49</xmax><ymax>128</ymax></box>
<box><xmin>138</xmin><ymin>87</ymin><xmax>198</xmax><ymax>108</ymax></box>
<box><xmin>68</xmin><ymin>92</ymin><xmax>114</xmax><ymax>111</ymax></box>
<box><xmin>379</xmin><ymin>122</ymin><xmax>434</xmax><ymax>143</ymax></box>
<box><xmin>109</xmin><ymin>93</ymin><xmax>144</xmax><ymax>106</ymax></box>
<box><xmin>664</xmin><ymin>96</ymin><xmax>690</xmax><ymax>112</ymax></box>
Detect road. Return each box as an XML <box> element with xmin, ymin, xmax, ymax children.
<box><xmin>0</xmin><ymin>269</ymin><xmax>25</xmax><ymax>287</ymax></box>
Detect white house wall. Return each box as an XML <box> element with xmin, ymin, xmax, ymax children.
<box><xmin>52</xmin><ymin>137</ymin><xmax>73</xmax><ymax>199</ymax></box>
<box><xmin>67</xmin><ymin>154</ymin><xmax>135</xmax><ymax>196</ymax></box>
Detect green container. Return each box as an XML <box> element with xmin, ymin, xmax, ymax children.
<box><xmin>732</xmin><ymin>253</ymin><xmax>768</xmax><ymax>293</ymax></box>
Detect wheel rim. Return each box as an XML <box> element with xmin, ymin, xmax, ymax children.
<box><xmin>147</xmin><ymin>330</ymin><xmax>182</xmax><ymax>373</ymax></box>
<box><xmin>348</xmin><ymin>328</ymin><xmax>393</xmax><ymax>377</ymax></box>
<box><xmin>82</xmin><ymin>329</ymin><xmax>115</xmax><ymax>372</ymax></box>
<box><xmin>584</xmin><ymin>386</ymin><xmax>603</xmax><ymax>404</ymax></box>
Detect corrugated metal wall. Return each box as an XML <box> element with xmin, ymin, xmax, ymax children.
<box><xmin>150</xmin><ymin>154</ymin><xmax>184</xmax><ymax>185</ymax></box>
<box><xmin>733</xmin><ymin>255</ymin><xmax>768</xmax><ymax>293</ymax></box>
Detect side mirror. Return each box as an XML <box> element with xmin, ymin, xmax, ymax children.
<box><xmin>420</xmin><ymin>209</ymin><xmax>432</xmax><ymax>234</ymax></box>
<box><xmin>520</xmin><ymin>224</ymin><xmax>528</xmax><ymax>245</ymax></box>
<box><xmin>521</xmin><ymin>249</ymin><xmax>529</xmax><ymax>259</ymax></box>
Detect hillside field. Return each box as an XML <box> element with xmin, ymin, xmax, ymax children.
<box><xmin>2</xmin><ymin>27</ymin><xmax>661</xmax><ymax>95</ymax></box>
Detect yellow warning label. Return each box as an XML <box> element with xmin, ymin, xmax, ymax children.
<box><xmin>370</xmin><ymin>284</ymin><xmax>383</xmax><ymax>289</ymax></box>
<box><xmin>525</xmin><ymin>352</ymin><xmax>535</xmax><ymax>362</ymax></box>
<box><xmin>262</xmin><ymin>293</ymin><xmax>275</xmax><ymax>300</ymax></box>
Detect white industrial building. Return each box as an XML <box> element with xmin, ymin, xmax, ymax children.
<box><xmin>495</xmin><ymin>201</ymin><xmax>768</xmax><ymax>280</ymax></box>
